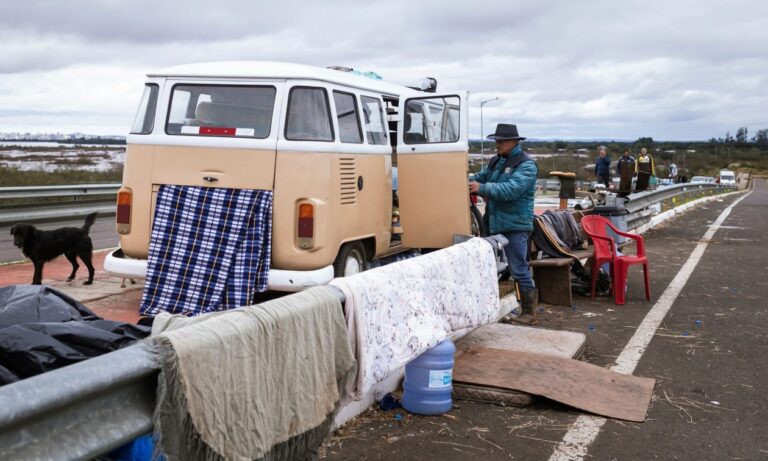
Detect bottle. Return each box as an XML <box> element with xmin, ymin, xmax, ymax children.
<box><xmin>401</xmin><ymin>339</ymin><xmax>455</xmax><ymax>415</ymax></box>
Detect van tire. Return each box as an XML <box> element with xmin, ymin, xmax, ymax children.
<box><xmin>333</xmin><ymin>242</ymin><xmax>367</xmax><ymax>277</ymax></box>
<box><xmin>470</xmin><ymin>204</ymin><xmax>485</xmax><ymax>237</ymax></box>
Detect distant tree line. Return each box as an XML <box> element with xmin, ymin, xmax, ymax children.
<box><xmin>711</xmin><ymin>127</ymin><xmax>768</xmax><ymax>149</ymax></box>
<box><xmin>469</xmin><ymin>128</ymin><xmax>768</xmax><ymax>179</ymax></box>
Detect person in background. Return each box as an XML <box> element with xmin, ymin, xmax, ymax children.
<box><xmin>469</xmin><ymin>124</ymin><xmax>539</xmax><ymax>324</ymax></box>
<box><xmin>617</xmin><ymin>149</ymin><xmax>635</xmax><ymax>198</ymax></box>
<box><xmin>594</xmin><ymin>147</ymin><xmax>611</xmax><ymax>188</ymax></box>
<box><xmin>669</xmin><ymin>162</ymin><xmax>678</xmax><ymax>183</ymax></box>
<box><xmin>635</xmin><ymin>147</ymin><xmax>655</xmax><ymax>192</ymax></box>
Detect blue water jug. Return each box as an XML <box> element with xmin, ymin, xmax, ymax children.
<box><xmin>401</xmin><ymin>339</ymin><xmax>455</xmax><ymax>415</ymax></box>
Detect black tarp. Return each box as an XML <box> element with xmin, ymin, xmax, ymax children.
<box><xmin>0</xmin><ymin>285</ymin><xmax>149</xmax><ymax>385</ymax></box>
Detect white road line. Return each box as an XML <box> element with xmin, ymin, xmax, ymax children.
<box><xmin>549</xmin><ymin>184</ymin><xmax>755</xmax><ymax>461</ymax></box>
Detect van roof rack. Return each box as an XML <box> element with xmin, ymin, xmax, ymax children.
<box><xmin>327</xmin><ymin>66</ymin><xmax>383</xmax><ymax>80</ymax></box>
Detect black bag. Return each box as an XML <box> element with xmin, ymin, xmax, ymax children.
<box><xmin>571</xmin><ymin>266</ymin><xmax>611</xmax><ymax>297</ymax></box>
<box><xmin>0</xmin><ymin>285</ymin><xmax>149</xmax><ymax>385</ymax></box>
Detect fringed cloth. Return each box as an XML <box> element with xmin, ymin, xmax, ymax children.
<box><xmin>140</xmin><ymin>185</ymin><xmax>272</xmax><ymax>317</ymax></box>
<box><xmin>151</xmin><ymin>287</ymin><xmax>355</xmax><ymax>461</ymax></box>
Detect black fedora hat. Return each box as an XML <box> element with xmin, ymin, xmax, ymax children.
<box><xmin>487</xmin><ymin>123</ymin><xmax>526</xmax><ymax>141</ymax></box>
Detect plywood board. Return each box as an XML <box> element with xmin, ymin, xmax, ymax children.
<box><xmin>453</xmin><ymin>347</ymin><xmax>655</xmax><ymax>422</ymax></box>
<box><xmin>453</xmin><ymin>324</ymin><xmax>586</xmax><ymax>406</ymax></box>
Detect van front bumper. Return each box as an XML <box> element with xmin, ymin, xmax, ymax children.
<box><xmin>104</xmin><ymin>248</ymin><xmax>335</xmax><ymax>292</ymax></box>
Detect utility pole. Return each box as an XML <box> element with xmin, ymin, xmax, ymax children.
<box><xmin>480</xmin><ymin>97</ymin><xmax>499</xmax><ymax>167</ymax></box>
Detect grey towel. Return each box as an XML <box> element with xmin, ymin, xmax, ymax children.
<box><xmin>150</xmin><ymin>287</ymin><xmax>356</xmax><ymax>461</ymax></box>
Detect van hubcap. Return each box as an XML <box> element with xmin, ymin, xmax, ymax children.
<box><xmin>344</xmin><ymin>254</ymin><xmax>362</xmax><ymax>275</ymax></box>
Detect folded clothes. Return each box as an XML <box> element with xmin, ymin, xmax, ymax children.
<box><xmin>538</xmin><ymin>210</ymin><xmax>584</xmax><ymax>252</ymax></box>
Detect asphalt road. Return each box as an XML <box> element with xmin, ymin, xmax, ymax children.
<box><xmin>323</xmin><ymin>180</ymin><xmax>767</xmax><ymax>461</ymax></box>
<box><xmin>585</xmin><ymin>178</ymin><xmax>768</xmax><ymax>461</ymax></box>
<box><xmin>0</xmin><ymin>214</ymin><xmax>118</xmax><ymax>264</ymax></box>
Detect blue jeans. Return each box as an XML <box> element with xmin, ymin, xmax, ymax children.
<box><xmin>503</xmin><ymin>231</ymin><xmax>535</xmax><ymax>292</ymax></box>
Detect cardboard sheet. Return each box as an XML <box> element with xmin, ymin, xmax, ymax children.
<box><xmin>453</xmin><ymin>346</ymin><xmax>655</xmax><ymax>422</ymax></box>
<box><xmin>453</xmin><ymin>324</ymin><xmax>586</xmax><ymax>406</ymax></box>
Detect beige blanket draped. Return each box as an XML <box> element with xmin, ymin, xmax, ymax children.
<box><xmin>150</xmin><ymin>286</ymin><xmax>355</xmax><ymax>461</ymax></box>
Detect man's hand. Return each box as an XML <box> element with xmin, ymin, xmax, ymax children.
<box><xmin>469</xmin><ymin>181</ymin><xmax>481</xmax><ymax>194</ymax></box>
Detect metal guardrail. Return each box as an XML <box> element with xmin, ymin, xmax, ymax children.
<box><xmin>0</xmin><ymin>182</ymin><xmax>740</xmax><ymax>461</ymax></box>
<box><xmin>0</xmin><ymin>184</ymin><xmax>120</xmax><ymax>225</ymax></box>
<box><xmin>625</xmin><ymin>183</ymin><xmax>734</xmax><ymax>214</ymax></box>
<box><xmin>0</xmin><ymin>183</ymin><xmax>121</xmax><ymax>200</ymax></box>
<box><xmin>621</xmin><ymin>183</ymin><xmax>736</xmax><ymax>232</ymax></box>
<box><xmin>0</xmin><ymin>201</ymin><xmax>116</xmax><ymax>226</ymax></box>
<box><xmin>0</xmin><ymin>343</ymin><xmax>158</xmax><ymax>461</ymax></box>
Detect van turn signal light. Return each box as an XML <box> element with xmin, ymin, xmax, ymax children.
<box><xmin>116</xmin><ymin>189</ymin><xmax>132</xmax><ymax>234</ymax></box>
<box><xmin>298</xmin><ymin>203</ymin><xmax>314</xmax><ymax>249</ymax></box>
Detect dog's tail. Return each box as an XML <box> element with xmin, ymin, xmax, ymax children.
<box><xmin>82</xmin><ymin>212</ymin><xmax>97</xmax><ymax>233</ymax></box>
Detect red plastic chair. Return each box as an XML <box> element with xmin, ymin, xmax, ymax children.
<box><xmin>581</xmin><ymin>215</ymin><xmax>650</xmax><ymax>305</ymax></box>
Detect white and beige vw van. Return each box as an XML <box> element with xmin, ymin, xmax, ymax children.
<box><xmin>104</xmin><ymin>61</ymin><xmax>475</xmax><ymax>291</ymax></box>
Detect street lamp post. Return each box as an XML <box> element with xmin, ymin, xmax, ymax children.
<box><xmin>480</xmin><ymin>97</ymin><xmax>499</xmax><ymax>166</ymax></box>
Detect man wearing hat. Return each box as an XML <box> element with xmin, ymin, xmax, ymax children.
<box><xmin>469</xmin><ymin>124</ymin><xmax>539</xmax><ymax>324</ymax></box>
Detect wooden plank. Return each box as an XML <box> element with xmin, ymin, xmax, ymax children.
<box><xmin>453</xmin><ymin>347</ymin><xmax>655</xmax><ymax>422</ymax></box>
<box><xmin>529</xmin><ymin>258</ymin><xmax>572</xmax><ymax>267</ymax></box>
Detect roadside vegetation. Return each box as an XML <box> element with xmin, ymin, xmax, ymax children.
<box><xmin>469</xmin><ymin>127</ymin><xmax>768</xmax><ymax>179</ymax></box>
<box><xmin>0</xmin><ymin>165</ymin><xmax>123</xmax><ymax>187</ymax></box>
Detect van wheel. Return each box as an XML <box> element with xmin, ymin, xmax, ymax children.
<box><xmin>333</xmin><ymin>242</ymin><xmax>367</xmax><ymax>277</ymax></box>
<box><xmin>470</xmin><ymin>204</ymin><xmax>485</xmax><ymax>237</ymax></box>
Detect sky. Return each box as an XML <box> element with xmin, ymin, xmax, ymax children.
<box><xmin>0</xmin><ymin>0</ymin><xmax>766</xmax><ymax>141</ymax></box>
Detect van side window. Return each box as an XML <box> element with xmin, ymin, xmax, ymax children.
<box><xmin>166</xmin><ymin>85</ymin><xmax>275</xmax><ymax>138</ymax></box>
<box><xmin>404</xmin><ymin>96</ymin><xmax>461</xmax><ymax>144</ymax></box>
<box><xmin>286</xmin><ymin>87</ymin><xmax>334</xmax><ymax>142</ymax></box>
<box><xmin>130</xmin><ymin>84</ymin><xmax>159</xmax><ymax>135</ymax></box>
<box><xmin>332</xmin><ymin>91</ymin><xmax>363</xmax><ymax>143</ymax></box>
<box><xmin>361</xmin><ymin>96</ymin><xmax>387</xmax><ymax>145</ymax></box>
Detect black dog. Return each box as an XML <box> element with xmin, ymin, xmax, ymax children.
<box><xmin>10</xmin><ymin>212</ymin><xmax>97</xmax><ymax>285</ymax></box>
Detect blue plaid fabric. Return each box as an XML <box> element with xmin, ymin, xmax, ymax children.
<box><xmin>140</xmin><ymin>185</ymin><xmax>273</xmax><ymax>317</ymax></box>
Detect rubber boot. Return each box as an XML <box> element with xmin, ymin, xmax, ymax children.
<box><xmin>511</xmin><ymin>289</ymin><xmax>538</xmax><ymax>325</ymax></box>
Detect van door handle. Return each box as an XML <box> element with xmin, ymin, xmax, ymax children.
<box><xmin>203</xmin><ymin>176</ymin><xmax>219</xmax><ymax>183</ymax></box>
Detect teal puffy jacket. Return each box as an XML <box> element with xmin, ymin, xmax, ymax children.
<box><xmin>472</xmin><ymin>146</ymin><xmax>538</xmax><ymax>233</ymax></box>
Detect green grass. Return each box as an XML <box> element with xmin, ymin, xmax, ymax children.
<box><xmin>0</xmin><ymin>165</ymin><xmax>123</xmax><ymax>187</ymax></box>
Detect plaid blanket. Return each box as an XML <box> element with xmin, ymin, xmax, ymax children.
<box><xmin>140</xmin><ymin>185</ymin><xmax>272</xmax><ymax>317</ymax></box>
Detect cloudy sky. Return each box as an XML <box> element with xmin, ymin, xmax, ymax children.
<box><xmin>1</xmin><ymin>0</ymin><xmax>766</xmax><ymax>140</ymax></box>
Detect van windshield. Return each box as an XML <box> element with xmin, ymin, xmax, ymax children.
<box><xmin>166</xmin><ymin>85</ymin><xmax>276</xmax><ymax>138</ymax></box>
